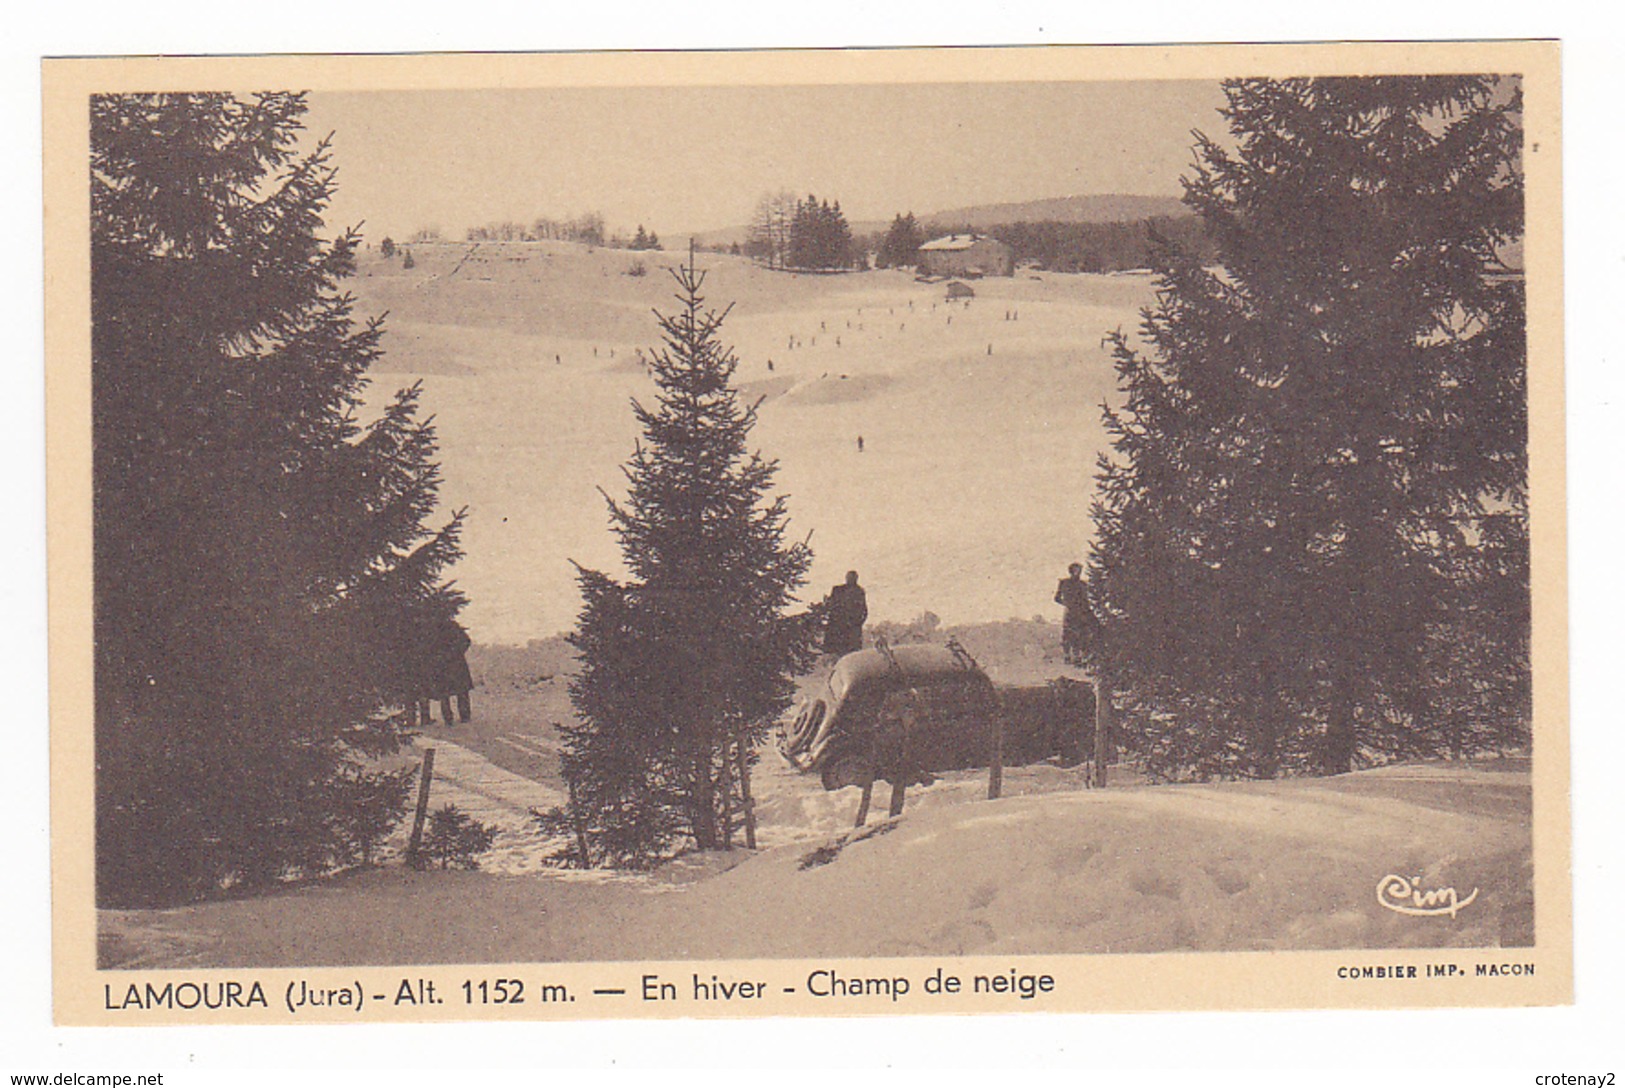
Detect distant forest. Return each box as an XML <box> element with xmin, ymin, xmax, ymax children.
<box><xmin>864</xmin><ymin>214</ymin><xmax>1219</xmax><ymax>274</ymax></box>
<box><xmin>461</xmin><ymin>213</ymin><xmax>663</xmax><ymax>251</ymax></box>
<box><xmin>454</xmin><ymin>207</ymin><xmax>1217</xmax><ymax>275</ymax></box>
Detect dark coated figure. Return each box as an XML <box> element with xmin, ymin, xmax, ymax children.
<box><xmin>1054</xmin><ymin>562</ymin><xmax>1100</xmax><ymax>668</ymax></box>
<box><xmin>411</xmin><ymin>615</ymin><xmax>473</xmax><ymax>726</ymax></box>
<box><xmin>823</xmin><ymin>570</ymin><xmax>868</xmax><ymax>657</ymax></box>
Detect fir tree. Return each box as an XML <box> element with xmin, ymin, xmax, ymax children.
<box><xmin>91</xmin><ymin>92</ymin><xmax>466</xmax><ymax>905</ymax></box>
<box><xmin>1090</xmin><ymin>76</ymin><xmax>1526</xmax><ymax>779</ymax></box>
<box><xmin>422</xmin><ymin>804</ymin><xmax>498</xmax><ymax>869</ymax></box>
<box><xmin>788</xmin><ymin>195</ymin><xmax>818</xmax><ymax>270</ymax></box>
<box><xmin>828</xmin><ymin>200</ymin><xmax>853</xmax><ymax>269</ymax></box>
<box><xmin>877</xmin><ymin>212</ymin><xmax>924</xmax><ymax>269</ymax></box>
<box><xmin>783</xmin><ymin>194</ymin><xmax>853</xmax><ymax>271</ymax></box>
<box><xmin>555</xmin><ymin>247</ymin><xmax>817</xmax><ymax>865</ymax></box>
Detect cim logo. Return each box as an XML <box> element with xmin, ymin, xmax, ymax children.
<box><xmin>1376</xmin><ymin>873</ymin><xmax>1479</xmax><ymax>918</ymax></box>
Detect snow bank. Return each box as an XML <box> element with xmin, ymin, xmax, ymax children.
<box><xmin>101</xmin><ymin>760</ymin><xmax>1530</xmax><ymax>968</ymax></box>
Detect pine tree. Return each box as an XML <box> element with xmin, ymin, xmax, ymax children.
<box><xmin>1090</xmin><ymin>76</ymin><xmax>1526</xmax><ymax>780</ymax></box>
<box><xmin>555</xmin><ymin>247</ymin><xmax>817</xmax><ymax>865</ymax></box>
<box><xmin>878</xmin><ymin>212</ymin><xmax>923</xmax><ymax>268</ymax></box>
<box><xmin>828</xmin><ymin>200</ymin><xmax>853</xmax><ymax>270</ymax></box>
<box><xmin>782</xmin><ymin>194</ymin><xmax>853</xmax><ymax>271</ymax></box>
<box><xmin>91</xmin><ymin>92</ymin><xmax>466</xmax><ymax>905</ymax></box>
<box><xmin>422</xmin><ymin>804</ymin><xmax>498</xmax><ymax>869</ymax></box>
<box><xmin>631</xmin><ymin>225</ymin><xmax>649</xmax><ymax>250</ymax></box>
<box><xmin>788</xmin><ymin>195</ymin><xmax>817</xmax><ymax>270</ymax></box>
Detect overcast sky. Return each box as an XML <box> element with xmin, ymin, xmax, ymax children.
<box><xmin>303</xmin><ymin>80</ymin><xmax>1229</xmax><ymax>241</ymax></box>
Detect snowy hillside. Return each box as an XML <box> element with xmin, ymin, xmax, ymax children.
<box><xmin>99</xmin><ymin>759</ymin><xmax>1530</xmax><ymax>968</ymax></box>
<box><xmin>349</xmin><ymin>240</ymin><xmax>1152</xmax><ymax>642</ymax></box>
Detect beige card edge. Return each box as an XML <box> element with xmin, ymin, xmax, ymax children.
<box><xmin>44</xmin><ymin>40</ymin><xmax>1569</xmax><ymax>1026</ymax></box>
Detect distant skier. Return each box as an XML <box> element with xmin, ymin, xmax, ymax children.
<box><xmin>857</xmin><ymin>435</ymin><xmax>864</xmax><ymax>453</ymax></box>
<box><xmin>823</xmin><ymin>571</ymin><xmax>868</xmax><ymax>656</ymax></box>
<box><xmin>1054</xmin><ymin>563</ymin><xmax>1100</xmax><ymax>668</ymax></box>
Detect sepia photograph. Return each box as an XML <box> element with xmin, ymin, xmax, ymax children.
<box><xmin>42</xmin><ymin>41</ymin><xmax>1568</xmax><ymax>1025</ymax></box>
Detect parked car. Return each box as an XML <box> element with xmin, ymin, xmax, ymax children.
<box><xmin>779</xmin><ymin>642</ymin><xmax>1095</xmax><ymax>790</ymax></box>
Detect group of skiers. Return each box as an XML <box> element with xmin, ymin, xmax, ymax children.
<box><xmin>403</xmin><ymin>613</ymin><xmax>475</xmax><ymax>728</ymax></box>
<box><xmin>817</xmin><ymin>563</ymin><xmax>1101</xmax><ymax>668</ymax></box>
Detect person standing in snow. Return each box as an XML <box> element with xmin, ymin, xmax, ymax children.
<box><xmin>412</xmin><ymin>614</ymin><xmax>474</xmax><ymax>726</ymax></box>
<box><xmin>823</xmin><ymin>571</ymin><xmax>868</xmax><ymax>657</ymax></box>
<box><xmin>1054</xmin><ymin>563</ymin><xmax>1099</xmax><ymax>668</ymax></box>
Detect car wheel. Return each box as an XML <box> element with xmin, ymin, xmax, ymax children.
<box><xmin>784</xmin><ymin>699</ymin><xmax>826</xmax><ymax>752</ymax></box>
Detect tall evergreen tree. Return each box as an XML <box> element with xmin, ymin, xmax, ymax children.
<box><xmin>91</xmin><ymin>92</ymin><xmax>466</xmax><ymax>905</ymax></box>
<box><xmin>1090</xmin><ymin>77</ymin><xmax>1526</xmax><ymax>780</ymax></box>
<box><xmin>784</xmin><ymin>194</ymin><xmax>853</xmax><ymax>271</ymax></box>
<box><xmin>828</xmin><ymin>200</ymin><xmax>853</xmax><ymax>270</ymax></box>
<box><xmin>554</xmin><ymin>249</ymin><xmax>817</xmax><ymax>865</ymax></box>
<box><xmin>787</xmin><ymin>195</ymin><xmax>818</xmax><ymax>270</ymax></box>
<box><xmin>877</xmin><ymin>212</ymin><xmax>924</xmax><ymax>268</ymax></box>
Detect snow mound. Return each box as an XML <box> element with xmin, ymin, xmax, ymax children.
<box><xmin>99</xmin><ymin>761</ymin><xmax>1531</xmax><ymax>968</ymax></box>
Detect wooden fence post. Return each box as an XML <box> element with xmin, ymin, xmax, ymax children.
<box><xmin>887</xmin><ymin>693</ymin><xmax>915</xmax><ymax>818</ymax></box>
<box><xmin>854</xmin><ymin>765</ymin><xmax>875</xmax><ymax>828</ymax></box>
<box><xmin>566</xmin><ymin>777</ymin><xmax>593</xmax><ymax>868</ymax></box>
<box><xmin>718</xmin><ymin>737</ymin><xmax>735</xmax><ymax>851</ymax></box>
<box><xmin>887</xmin><ymin>773</ymin><xmax>908</xmax><ymax>818</ymax></box>
<box><xmin>987</xmin><ymin>698</ymin><xmax>1004</xmax><ymax>800</ymax></box>
<box><xmin>736</xmin><ymin>741</ymin><xmax>758</xmax><ymax>850</ymax></box>
<box><xmin>406</xmin><ymin>747</ymin><xmax>436</xmax><ymax>869</ymax></box>
<box><xmin>1093</xmin><ymin>676</ymin><xmax>1111</xmax><ymax>789</ymax></box>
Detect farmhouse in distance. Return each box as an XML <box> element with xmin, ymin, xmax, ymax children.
<box><xmin>915</xmin><ymin>233</ymin><xmax>1015</xmax><ymax>277</ymax></box>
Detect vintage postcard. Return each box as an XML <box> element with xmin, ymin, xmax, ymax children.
<box><xmin>44</xmin><ymin>41</ymin><xmax>1567</xmax><ymax>1025</ymax></box>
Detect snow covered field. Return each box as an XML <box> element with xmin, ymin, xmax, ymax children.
<box><xmin>349</xmin><ymin>240</ymin><xmax>1150</xmax><ymax>642</ymax></box>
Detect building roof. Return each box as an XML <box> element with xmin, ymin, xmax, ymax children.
<box><xmin>919</xmin><ymin>233</ymin><xmax>1005</xmax><ymax>252</ymax></box>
